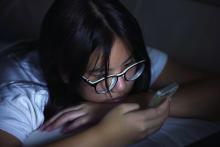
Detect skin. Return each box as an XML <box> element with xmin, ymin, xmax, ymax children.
<box><xmin>154</xmin><ymin>58</ymin><xmax>220</xmax><ymax>120</ymax></box>
<box><xmin>44</xmin><ymin>101</ymin><xmax>170</xmax><ymax>147</ymax></box>
<box><xmin>41</xmin><ymin>37</ymin><xmax>220</xmax><ymax>134</ymax></box>
<box><xmin>1</xmin><ymin>38</ymin><xmax>220</xmax><ymax>146</ymax></box>
<box><xmin>0</xmin><ymin>130</ymin><xmax>22</xmax><ymax>147</ymax></box>
<box><xmin>41</xmin><ymin>37</ymin><xmax>153</xmax><ymax>133</ymax></box>
<box><xmin>0</xmin><ymin>100</ymin><xmax>171</xmax><ymax>147</ymax></box>
<box><xmin>79</xmin><ymin>37</ymin><xmax>135</xmax><ymax>103</ymax></box>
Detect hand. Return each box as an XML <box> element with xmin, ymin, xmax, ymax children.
<box><xmin>40</xmin><ymin>102</ymin><xmax>112</xmax><ymax>133</ymax></box>
<box><xmin>124</xmin><ymin>91</ymin><xmax>155</xmax><ymax>108</ymax></box>
<box><xmin>98</xmin><ymin>98</ymin><xmax>171</xmax><ymax>146</ymax></box>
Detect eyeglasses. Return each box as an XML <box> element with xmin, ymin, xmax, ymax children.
<box><xmin>82</xmin><ymin>60</ymin><xmax>145</xmax><ymax>94</ymax></box>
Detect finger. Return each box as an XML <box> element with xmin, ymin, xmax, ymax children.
<box><xmin>139</xmin><ymin>125</ymin><xmax>161</xmax><ymax>139</ymax></box>
<box><xmin>130</xmin><ymin>98</ymin><xmax>170</xmax><ymax>121</ymax></box>
<box><xmin>143</xmin><ymin>103</ymin><xmax>170</xmax><ymax>129</ymax></box>
<box><xmin>132</xmin><ymin>110</ymin><xmax>168</xmax><ymax>134</ymax></box>
<box><xmin>146</xmin><ymin>125</ymin><xmax>162</xmax><ymax>136</ymax></box>
<box><xmin>117</xmin><ymin>103</ymin><xmax>140</xmax><ymax>114</ymax></box>
<box><xmin>42</xmin><ymin>105</ymin><xmax>84</xmax><ymax>130</ymax></box>
<box><xmin>62</xmin><ymin>116</ymin><xmax>90</xmax><ymax>133</ymax></box>
<box><xmin>46</xmin><ymin>105</ymin><xmax>83</xmax><ymax>125</ymax></box>
<box><xmin>44</xmin><ymin>110</ymin><xmax>87</xmax><ymax>131</ymax></box>
<box><xmin>146</xmin><ymin>112</ymin><xmax>168</xmax><ymax>130</ymax></box>
<box><xmin>154</xmin><ymin>98</ymin><xmax>171</xmax><ymax>117</ymax></box>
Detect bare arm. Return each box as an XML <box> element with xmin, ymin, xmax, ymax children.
<box><xmin>152</xmin><ymin>58</ymin><xmax>220</xmax><ymax>120</ymax></box>
<box><xmin>43</xmin><ymin>125</ymin><xmax>109</xmax><ymax>147</ymax></box>
<box><xmin>43</xmin><ymin>102</ymin><xmax>170</xmax><ymax>147</ymax></box>
<box><xmin>0</xmin><ymin>120</ymin><xmax>121</xmax><ymax>147</ymax></box>
<box><xmin>123</xmin><ymin>58</ymin><xmax>220</xmax><ymax>120</ymax></box>
<box><xmin>0</xmin><ymin>121</ymin><xmax>113</xmax><ymax>147</ymax></box>
<box><xmin>0</xmin><ymin>130</ymin><xmax>22</xmax><ymax>147</ymax></box>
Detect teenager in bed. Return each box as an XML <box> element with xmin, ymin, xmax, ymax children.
<box><xmin>0</xmin><ymin>0</ymin><xmax>219</xmax><ymax>146</ymax></box>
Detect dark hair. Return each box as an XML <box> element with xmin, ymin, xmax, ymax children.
<box><xmin>38</xmin><ymin>0</ymin><xmax>151</xmax><ymax>118</ymax></box>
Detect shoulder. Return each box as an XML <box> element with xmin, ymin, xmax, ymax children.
<box><xmin>146</xmin><ymin>46</ymin><xmax>168</xmax><ymax>86</ymax></box>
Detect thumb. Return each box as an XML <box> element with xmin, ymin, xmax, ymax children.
<box><xmin>118</xmin><ymin>103</ymin><xmax>140</xmax><ymax>114</ymax></box>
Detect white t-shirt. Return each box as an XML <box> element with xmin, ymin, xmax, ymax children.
<box><xmin>0</xmin><ymin>46</ymin><xmax>167</xmax><ymax>142</ymax></box>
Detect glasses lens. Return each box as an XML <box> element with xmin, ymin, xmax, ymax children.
<box><xmin>96</xmin><ymin>77</ymin><xmax>117</xmax><ymax>93</ymax></box>
<box><xmin>125</xmin><ymin>63</ymin><xmax>145</xmax><ymax>81</ymax></box>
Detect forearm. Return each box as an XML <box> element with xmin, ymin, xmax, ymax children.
<box><xmin>43</xmin><ymin>125</ymin><xmax>115</xmax><ymax>147</ymax></box>
<box><xmin>0</xmin><ymin>130</ymin><xmax>22</xmax><ymax>147</ymax></box>
<box><xmin>170</xmin><ymin>78</ymin><xmax>220</xmax><ymax>121</ymax></box>
<box><xmin>121</xmin><ymin>90</ymin><xmax>156</xmax><ymax>110</ymax></box>
<box><xmin>125</xmin><ymin>77</ymin><xmax>220</xmax><ymax>121</ymax></box>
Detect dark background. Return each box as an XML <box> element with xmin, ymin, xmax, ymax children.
<box><xmin>0</xmin><ymin>0</ymin><xmax>220</xmax><ymax>72</ymax></box>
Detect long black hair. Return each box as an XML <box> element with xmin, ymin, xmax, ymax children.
<box><xmin>38</xmin><ymin>0</ymin><xmax>151</xmax><ymax>118</ymax></box>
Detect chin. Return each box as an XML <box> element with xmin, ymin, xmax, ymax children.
<box><xmin>105</xmin><ymin>95</ymin><xmax>127</xmax><ymax>103</ymax></box>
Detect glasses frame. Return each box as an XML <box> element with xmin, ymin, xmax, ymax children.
<box><xmin>82</xmin><ymin>60</ymin><xmax>146</xmax><ymax>94</ymax></box>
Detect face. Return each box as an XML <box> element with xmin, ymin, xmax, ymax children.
<box><xmin>78</xmin><ymin>38</ymin><xmax>136</xmax><ymax>103</ymax></box>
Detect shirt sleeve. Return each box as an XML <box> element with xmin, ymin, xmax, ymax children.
<box><xmin>0</xmin><ymin>84</ymin><xmax>48</xmax><ymax>142</ymax></box>
<box><xmin>147</xmin><ymin>47</ymin><xmax>168</xmax><ymax>86</ymax></box>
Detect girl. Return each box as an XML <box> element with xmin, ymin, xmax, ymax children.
<box><xmin>0</xmin><ymin>0</ymin><xmax>219</xmax><ymax>146</ymax></box>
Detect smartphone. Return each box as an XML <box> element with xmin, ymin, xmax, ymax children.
<box><xmin>148</xmin><ymin>82</ymin><xmax>179</xmax><ymax>107</ymax></box>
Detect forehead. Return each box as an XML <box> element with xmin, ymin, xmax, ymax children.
<box><xmin>87</xmin><ymin>38</ymin><xmax>132</xmax><ymax>71</ymax></box>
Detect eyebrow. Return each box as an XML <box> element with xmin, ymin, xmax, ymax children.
<box><xmin>89</xmin><ymin>55</ymin><xmax>133</xmax><ymax>73</ymax></box>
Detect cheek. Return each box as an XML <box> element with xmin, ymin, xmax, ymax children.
<box><xmin>78</xmin><ymin>80</ymin><xmax>136</xmax><ymax>102</ymax></box>
<box><xmin>125</xmin><ymin>81</ymin><xmax>135</xmax><ymax>92</ymax></box>
<box><xmin>78</xmin><ymin>81</ymin><xmax>106</xmax><ymax>102</ymax></box>
<box><xmin>78</xmin><ymin>82</ymin><xmax>94</xmax><ymax>98</ymax></box>
<box><xmin>111</xmin><ymin>80</ymin><xmax>135</xmax><ymax>96</ymax></box>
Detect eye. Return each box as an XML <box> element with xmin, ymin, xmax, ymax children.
<box><xmin>95</xmin><ymin>74</ymin><xmax>105</xmax><ymax>79</ymax></box>
<box><xmin>91</xmin><ymin>72</ymin><xmax>105</xmax><ymax>79</ymax></box>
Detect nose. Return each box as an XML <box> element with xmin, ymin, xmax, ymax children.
<box><xmin>112</xmin><ymin>76</ymin><xmax>126</xmax><ymax>92</ymax></box>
